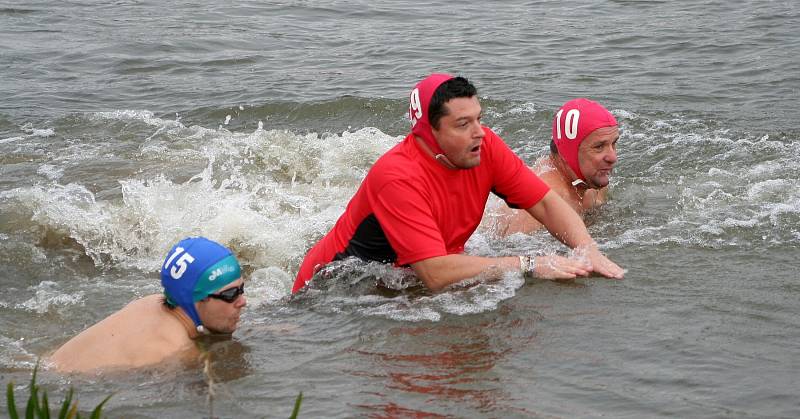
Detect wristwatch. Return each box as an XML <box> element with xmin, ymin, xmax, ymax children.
<box><xmin>518</xmin><ymin>255</ymin><xmax>536</xmax><ymax>277</ymax></box>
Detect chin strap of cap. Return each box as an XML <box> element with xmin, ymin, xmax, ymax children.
<box><xmin>410</xmin><ymin>73</ymin><xmax>454</xmax><ymax>157</ymax></box>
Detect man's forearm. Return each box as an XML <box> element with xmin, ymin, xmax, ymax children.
<box><xmin>411</xmin><ymin>254</ymin><xmax>519</xmax><ymax>292</ymax></box>
<box><xmin>526</xmin><ymin>190</ymin><xmax>596</xmax><ymax>248</ymax></box>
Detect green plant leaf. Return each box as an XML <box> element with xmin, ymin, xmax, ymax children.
<box><xmin>288</xmin><ymin>392</ymin><xmax>303</xmax><ymax>419</ymax></box>
<box><xmin>25</xmin><ymin>391</ymin><xmax>36</xmax><ymax>419</ymax></box>
<box><xmin>66</xmin><ymin>402</ymin><xmax>78</xmax><ymax>419</ymax></box>
<box><xmin>41</xmin><ymin>390</ymin><xmax>51</xmax><ymax>419</ymax></box>
<box><xmin>58</xmin><ymin>388</ymin><xmax>74</xmax><ymax>419</ymax></box>
<box><xmin>5</xmin><ymin>359</ymin><xmax>113</xmax><ymax>419</ymax></box>
<box><xmin>88</xmin><ymin>393</ymin><xmax>112</xmax><ymax>419</ymax></box>
<box><xmin>7</xmin><ymin>381</ymin><xmax>19</xmax><ymax>419</ymax></box>
<box><xmin>26</xmin><ymin>361</ymin><xmax>40</xmax><ymax>419</ymax></box>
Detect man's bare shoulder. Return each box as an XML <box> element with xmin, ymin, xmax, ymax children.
<box><xmin>532</xmin><ymin>162</ymin><xmax>572</xmax><ymax>198</ymax></box>
<box><xmin>48</xmin><ymin>294</ymin><xmax>194</xmax><ymax>373</ymax></box>
<box><xmin>118</xmin><ymin>293</ymin><xmax>165</xmax><ymax>313</ymax></box>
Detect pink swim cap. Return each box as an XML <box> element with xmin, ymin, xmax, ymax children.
<box><xmin>552</xmin><ymin>98</ymin><xmax>617</xmax><ymax>181</ymax></box>
<box><xmin>409</xmin><ymin>73</ymin><xmax>454</xmax><ymax>156</ymax></box>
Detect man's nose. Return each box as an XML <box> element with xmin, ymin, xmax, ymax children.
<box><xmin>605</xmin><ymin>147</ymin><xmax>618</xmax><ymax>164</ymax></box>
<box><xmin>472</xmin><ymin>121</ymin><xmax>485</xmax><ymax>138</ymax></box>
<box><xmin>236</xmin><ymin>295</ymin><xmax>247</xmax><ymax>308</ymax></box>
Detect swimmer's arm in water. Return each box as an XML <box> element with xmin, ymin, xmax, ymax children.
<box><xmin>411</xmin><ymin>253</ymin><xmax>591</xmax><ymax>292</ymax></box>
<box><xmin>526</xmin><ymin>190</ymin><xmax>624</xmax><ymax>279</ymax></box>
<box><xmin>411</xmin><ymin>255</ymin><xmax>518</xmax><ymax>291</ymax></box>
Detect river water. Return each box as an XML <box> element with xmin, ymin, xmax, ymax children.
<box><xmin>1</xmin><ymin>1</ymin><xmax>798</xmax><ymax>417</ymax></box>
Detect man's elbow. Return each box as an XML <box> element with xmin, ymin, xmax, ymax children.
<box><xmin>422</xmin><ymin>276</ymin><xmax>447</xmax><ymax>292</ymax></box>
<box><xmin>48</xmin><ymin>351</ymin><xmax>79</xmax><ymax>373</ymax></box>
<box><xmin>411</xmin><ymin>261</ymin><xmax>449</xmax><ymax>292</ymax></box>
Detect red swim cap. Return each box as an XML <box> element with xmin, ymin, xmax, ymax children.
<box><xmin>552</xmin><ymin>98</ymin><xmax>617</xmax><ymax>181</ymax></box>
<box><xmin>409</xmin><ymin>73</ymin><xmax>454</xmax><ymax>156</ymax></box>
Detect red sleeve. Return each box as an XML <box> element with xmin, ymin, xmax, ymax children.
<box><xmin>371</xmin><ymin>180</ymin><xmax>448</xmax><ymax>266</ymax></box>
<box><xmin>486</xmin><ymin>129</ymin><xmax>550</xmax><ymax>209</ymax></box>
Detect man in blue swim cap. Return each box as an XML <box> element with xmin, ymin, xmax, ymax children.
<box><xmin>50</xmin><ymin>237</ymin><xmax>247</xmax><ymax>373</ymax></box>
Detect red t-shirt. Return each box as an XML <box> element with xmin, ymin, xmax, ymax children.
<box><xmin>292</xmin><ymin>127</ymin><xmax>549</xmax><ymax>293</ymax></box>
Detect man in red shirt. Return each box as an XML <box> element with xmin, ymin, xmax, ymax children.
<box><xmin>293</xmin><ymin>74</ymin><xmax>624</xmax><ymax>294</ymax></box>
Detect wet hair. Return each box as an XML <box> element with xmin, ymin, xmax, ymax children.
<box><xmin>428</xmin><ymin>77</ymin><xmax>477</xmax><ymax>130</ymax></box>
<box><xmin>162</xmin><ymin>295</ymin><xmax>177</xmax><ymax>310</ymax></box>
<box><xmin>550</xmin><ymin>139</ymin><xmax>559</xmax><ymax>155</ymax></box>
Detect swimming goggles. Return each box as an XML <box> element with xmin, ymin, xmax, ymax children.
<box><xmin>208</xmin><ymin>284</ymin><xmax>244</xmax><ymax>303</ymax></box>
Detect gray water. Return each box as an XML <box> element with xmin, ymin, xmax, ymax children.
<box><xmin>1</xmin><ymin>1</ymin><xmax>799</xmax><ymax>417</ymax></box>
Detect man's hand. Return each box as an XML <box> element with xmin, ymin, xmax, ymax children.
<box><xmin>587</xmin><ymin>250</ymin><xmax>625</xmax><ymax>279</ymax></box>
<box><xmin>527</xmin><ymin>191</ymin><xmax>625</xmax><ymax>279</ymax></box>
<box><xmin>529</xmin><ymin>255</ymin><xmax>591</xmax><ymax>280</ymax></box>
<box><xmin>571</xmin><ymin>244</ymin><xmax>625</xmax><ymax>279</ymax></box>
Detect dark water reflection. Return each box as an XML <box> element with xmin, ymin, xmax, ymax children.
<box><xmin>349</xmin><ymin>316</ymin><xmax>527</xmax><ymax>416</ymax></box>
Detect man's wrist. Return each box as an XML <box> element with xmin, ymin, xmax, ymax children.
<box><xmin>576</xmin><ymin>241</ymin><xmax>599</xmax><ymax>252</ymax></box>
<box><xmin>528</xmin><ymin>256</ymin><xmax>536</xmax><ymax>277</ymax></box>
<box><xmin>518</xmin><ymin>255</ymin><xmax>536</xmax><ymax>277</ymax></box>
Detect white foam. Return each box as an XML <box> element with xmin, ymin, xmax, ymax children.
<box><xmin>766</xmin><ymin>201</ymin><xmax>800</xmax><ymax>226</ymax></box>
<box><xmin>2</xmin><ymin>124</ymin><xmax>407</xmax><ymax>295</ymax></box>
<box><xmin>506</xmin><ymin>102</ymin><xmax>537</xmax><ymax>115</ymax></box>
<box><xmin>358</xmin><ymin>303</ymin><xmax>442</xmax><ymax>322</ymax></box>
<box><xmin>30</xmin><ymin>128</ymin><xmax>54</xmax><ymax>137</ymax></box>
<box><xmin>248</xmin><ymin>266</ymin><xmax>292</xmax><ymax>305</ymax></box>
<box><xmin>647</xmin><ymin>119</ymin><xmax>676</xmax><ymax>131</ymax></box>
<box><xmin>707</xmin><ymin>167</ymin><xmax>733</xmax><ymax>177</ymax></box>
<box><xmin>0</xmin><ymin>335</ymin><xmax>37</xmax><ymax>369</ymax></box>
<box><xmin>746</xmin><ymin>179</ymin><xmax>791</xmax><ymax>200</ymax></box>
<box><xmin>333</xmin><ymin>272</ymin><xmax>525</xmax><ymax>322</ymax></box>
<box><xmin>16</xmin><ymin>281</ymin><xmax>85</xmax><ymax>314</ymax></box>
<box><xmin>37</xmin><ymin>163</ymin><xmax>64</xmax><ymax>180</ymax></box>
<box><xmin>0</xmin><ymin>136</ymin><xmax>25</xmax><ymax>144</ymax></box>
<box><xmin>748</xmin><ymin>161</ymin><xmax>781</xmax><ymax>177</ymax></box>
<box><xmin>1</xmin><ymin>124</ymin><xmax>55</xmax><ymax>144</ymax></box>
<box><xmin>612</xmin><ymin>109</ymin><xmax>636</xmax><ymax>119</ymax></box>
<box><xmin>720</xmin><ymin>217</ymin><xmax>759</xmax><ymax>228</ymax></box>
<box><xmin>697</xmin><ymin>223</ymin><xmax>724</xmax><ymax>235</ymax></box>
<box><xmin>90</xmin><ymin>110</ymin><xmax>185</xmax><ymax>130</ymax></box>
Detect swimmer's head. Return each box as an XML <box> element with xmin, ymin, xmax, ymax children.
<box><xmin>551</xmin><ymin>98</ymin><xmax>618</xmax><ymax>182</ymax></box>
<box><xmin>409</xmin><ymin>73</ymin><xmax>455</xmax><ymax>155</ymax></box>
<box><xmin>160</xmin><ymin>237</ymin><xmax>241</xmax><ymax>331</ymax></box>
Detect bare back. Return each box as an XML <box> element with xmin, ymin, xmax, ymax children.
<box><xmin>49</xmin><ymin>294</ymin><xmax>200</xmax><ymax>373</ymax></box>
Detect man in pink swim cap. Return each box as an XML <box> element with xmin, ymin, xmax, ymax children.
<box><xmin>489</xmin><ymin>98</ymin><xmax>620</xmax><ymax>236</ymax></box>
<box><xmin>293</xmin><ymin>76</ymin><xmax>624</xmax><ymax>294</ymax></box>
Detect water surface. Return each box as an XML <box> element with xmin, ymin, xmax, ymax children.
<box><xmin>1</xmin><ymin>1</ymin><xmax>798</xmax><ymax>417</ymax></box>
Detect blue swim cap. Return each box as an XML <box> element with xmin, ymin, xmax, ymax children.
<box><xmin>160</xmin><ymin>237</ymin><xmax>241</xmax><ymax>328</ymax></box>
